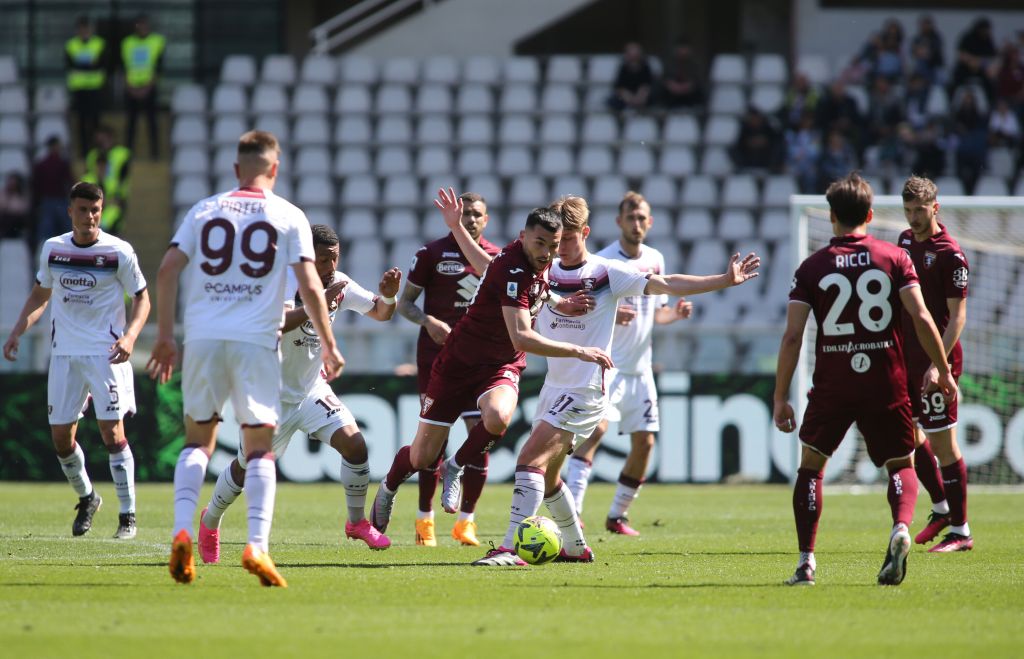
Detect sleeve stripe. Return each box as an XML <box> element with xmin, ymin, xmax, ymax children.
<box><xmin>899</xmin><ymin>282</ymin><xmax>920</xmax><ymax>291</ymax></box>
<box><xmin>788</xmin><ymin>299</ymin><xmax>812</xmax><ymax>307</ymax></box>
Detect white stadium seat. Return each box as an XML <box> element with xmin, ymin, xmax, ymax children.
<box><xmin>681</xmin><ymin>176</ymin><xmax>718</xmax><ymax>208</ymax></box>
<box><xmin>641</xmin><ymin>175</ymin><xmax>678</xmax><ymax>208</ymax></box>
<box><xmin>498</xmin><ymin>84</ymin><xmax>538</xmax><ymax>113</ymax></box>
<box><xmin>173</xmin><ymin>175</ymin><xmax>211</xmax><ymax>207</ymax></box>
<box><xmin>751</xmin><ymin>54</ymin><xmax>787</xmax><ymax>84</ymax></box>
<box><xmin>335</xmin><ymin>116</ymin><xmax>372</xmax><ymax>144</ymax></box>
<box><xmin>32</xmin><ymin>116</ymin><xmax>69</xmax><ymax>148</ymax></box>
<box><xmin>498</xmin><ymin>116</ymin><xmax>536</xmax><ymax>144</ymax></box>
<box><xmin>334</xmin><ymin>85</ymin><xmax>372</xmax><ymax>114</ymax></box>
<box><xmin>339</xmin><ymin>56</ymin><xmax>378</xmax><ymax>84</ymax></box>
<box><xmin>587</xmin><ymin>55</ymin><xmax>619</xmax><ymax>84</ymax></box>
<box><xmin>539</xmin><ymin>114</ymin><xmax>576</xmax><ymax>144</ymax></box>
<box><xmin>456</xmin><ymin>85</ymin><xmax>493</xmax><ymax>114</ymax></box>
<box><xmin>260</xmin><ymin>54</ymin><xmax>296</xmax><ymax>84</ymax></box>
<box><xmin>456</xmin><ymin>146</ymin><xmax>494</xmax><ymax>174</ymax></box>
<box><xmin>375</xmin><ymin>84</ymin><xmax>413</xmax><ymax>113</ymax></box>
<box><xmin>710</xmin><ymin>54</ymin><xmax>747</xmax><ymax>85</ymax></box>
<box><xmin>576</xmin><ymin>145</ymin><xmax>613</xmax><ymax>176</ymax></box>
<box><xmin>291</xmin><ymin>84</ymin><xmax>329</xmax><ymax>115</ymax></box>
<box><xmin>375</xmin><ymin>116</ymin><xmax>413</xmax><ymax>144</ymax></box>
<box><xmin>382</xmin><ymin>176</ymin><xmax>420</xmax><ymax>205</ymax></box>
<box><xmin>699</xmin><ymin>146</ymin><xmax>733</xmax><ymax>176</ymax></box>
<box><xmin>296</xmin><ymin>175</ymin><xmax>334</xmax><ymax>207</ymax></box>
<box><xmin>0</xmin><ymin>86</ymin><xmax>28</xmax><ymax>113</ymax></box>
<box><xmin>537</xmin><ymin>145</ymin><xmax>574</xmax><ymax>176</ymax></box>
<box><xmin>339</xmin><ymin>174</ymin><xmax>379</xmax><ymax>205</ymax></box>
<box><xmin>0</xmin><ymin>55</ymin><xmax>18</xmax><ymax>85</ymax></box>
<box><xmin>381</xmin><ymin>209</ymin><xmax>420</xmax><ymax>241</ymax></box>
<box><xmin>763</xmin><ymin>175</ymin><xmax>797</xmax><ymax>208</ymax></box>
<box><xmin>415</xmin><ymin>115</ymin><xmax>453</xmax><ymax>144</ymax></box>
<box><xmin>333</xmin><ymin>147</ymin><xmax>371</xmax><ymax>176</ymax></box>
<box><xmin>618</xmin><ymin>145</ymin><xmax>655</xmax><ymax>176</ymax></box>
<box><xmin>416</xmin><ymin>87</ymin><xmax>452</xmax><ymax>114</ymax></box>
<box><xmin>295</xmin><ymin>146</ymin><xmax>331</xmax><ymax>176</ymax></box>
<box><xmin>211</xmin><ymin>84</ymin><xmax>247</xmax><ymax>114</ymax></box>
<box><xmin>172</xmin><ymin>116</ymin><xmax>209</xmax><ymax>146</ymax></box>
<box><xmin>509</xmin><ymin>175</ymin><xmax>547</xmax><ymax>206</ymax></box>
<box><xmin>375</xmin><ymin>146</ymin><xmax>413</xmax><ymax>175</ymax></box>
<box><xmin>416</xmin><ymin>146</ymin><xmax>453</xmax><ymax>176</ymax></box>
<box><xmin>220</xmin><ymin>55</ymin><xmax>256</xmax><ymax>85</ymax></box>
<box><xmin>658</xmin><ymin>146</ymin><xmax>697</xmax><ymax>177</ymax></box>
<box><xmin>622</xmin><ymin>116</ymin><xmax>659</xmax><ymax>143</ymax></box>
<box><xmin>171</xmin><ymin>84</ymin><xmax>206</xmax><ymax>114</ymax></box>
<box><xmin>463</xmin><ymin>56</ymin><xmax>500</xmax><ymax>84</ymax></box>
<box><xmin>676</xmin><ymin>209</ymin><xmax>715</xmax><ymax>240</ymax></box>
<box><xmin>381</xmin><ymin>57</ymin><xmax>419</xmax><ymax>84</ymax></box>
<box><xmin>540</xmin><ymin>85</ymin><xmax>578</xmax><ymax>113</ymax></box>
<box><xmin>251</xmin><ymin>84</ymin><xmax>288</xmax><ymax>115</ymax></box>
<box><xmin>496</xmin><ymin>146</ymin><xmax>534</xmax><ymax>176</ymax></box>
<box><xmin>580</xmin><ymin>114</ymin><xmax>619</xmax><ymax>144</ymax></box>
<box><xmin>503</xmin><ymin>57</ymin><xmax>540</xmax><ymax>84</ymax></box>
<box><xmin>709</xmin><ymin>85</ymin><xmax>746</xmax><ymax>115</ymax></box>
<box><xmin>704</xmin><ymin>115</ymin><xmax>740</xmax><ymax>146</ymax></box>
<box><xmin>721</xmin><ymin>175</ymin><xmax>759</xmax><ymax>208</ymax></box>
<box><xmin>422</xmin><ymin>56</ymin><xmax>460</xmax><ymax>84</ymax></box>
<box><xmin>171</xmin><ymin>146</ymin><xmax>209</xmax><ymax>176</ymax></box>
<box><xmin>457</xmin><ymin>116</ymin><xmax>494</xmax><ymax>144</ymax></box>
<box><xmin>301</xmin><ymin>55</ymin><xmax>337</xmax><ymax>85</ymax></box>
<box><xmin>291</xmin><ymin>115</ymin><xmax>329</xmax><ymax>145</ymax></box>
<box><xmin>547</xmin><ymin>56</ymin><xmax>583</xmax><ymax>83</ymax></box>
<box><xmin>663</xmin><ymin>115</ymin><xmax>700</xmax><ymax>145</ymax></box>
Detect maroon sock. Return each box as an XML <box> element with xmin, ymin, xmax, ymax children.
<box><xmin>793</xmin><ymin>468</ymin><xmax>823</xmax><ymax>553</ymax></box>
<box><xmin>886</xmin><ymin>466</ymin><xmax>919</xmax><ymax>527</ymax></box>
<box><xmin>460</xmin><ymin>452</ymin><xmax>489</xmax><ymax>514</ymax></box>
<box><xmin>454</xmin><ymin>423</ymin><xmax>503</xmax><ymax>466</ymax></box>
<box><xmin>914</xmin><ymin>440</ymin><xmax>946</xmax><ymax>505</ymax></box>
<box><xmin>417</xmin><ymin>460</ymin><xmax>442</xmax><ymax>513</ymax></box>
<box><xmin>385</xmin><ymin>445</ymin><xmax>416</xmax><ymax>492</ymax></box>
<box><xmin>941</xmin><ymin>458</ymin><xmax>968</xmax><ymax>527</ymax></box>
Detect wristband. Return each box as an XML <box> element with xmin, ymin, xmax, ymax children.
<box><xmin>544</xmin><ymin>291</ymin><xmax>563</xmax><ymax>309</ymax></box>
<box><xmin>380</xmin><ymin>295</ymin><xmax>397</xmax><ymax>305</ymax></box>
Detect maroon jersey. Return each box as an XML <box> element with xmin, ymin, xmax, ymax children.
<box><xmin>407</xmin><ymin>233</ymin><xmax>501</xmax><ymax>364</ymax></box>
<box><xmin>442</xmin><ymin>239</ymin><xmax>550</xmax><ymax>368</ymax></box>
<box><xmin>790</xmin><ymin>233</ymin><xmax>919</xmax><ymax>406</ymax></box>
<box><xmin>897</xmin><ymin>224</ymin><xmax>968</xmax><ymax>377</ymax></box>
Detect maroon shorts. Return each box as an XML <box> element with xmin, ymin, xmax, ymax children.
<box><xmin>799</xmin><ymin>395</ymin><xmax>915</xmax><ymax>467</ymax></box>
<box><xmin>417</xmin><ymin>348</ymin><xmax>481</xmax><ymax>419</ymax></box>
<box><xmin>420</xmin><ymin>350</ymin><xmax>522</xmax><ymax>426</ymax></box>
<box><xmin>907</xmin><ymin>365</ymin><xmax>959</xmax><ymax>432</ymax></box>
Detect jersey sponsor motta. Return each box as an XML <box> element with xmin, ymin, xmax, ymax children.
<box><xmin>58</xmin><ymin>271</ymin><xmax>97</xmax><ymax>291</ymax></box>
<box><xmin>203</xmin><ymin>282</ymin><xmax>264</xmax><ymax>295</ymax></box>
<box><xmin>436</xmin><ymin>260</ymin><xmax>466</xmax><ymax>275</ymax></box>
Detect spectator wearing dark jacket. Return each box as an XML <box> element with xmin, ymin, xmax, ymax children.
<box><xmin>608</xmin><ymin>42</ymin><xmax>654</xmax><ymax>111</ymax></box>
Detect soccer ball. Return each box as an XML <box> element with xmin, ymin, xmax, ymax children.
<box><xmin>514</xmin><ymin>516</ymin><xmax>562</xmax><ymax>565</ymax></box>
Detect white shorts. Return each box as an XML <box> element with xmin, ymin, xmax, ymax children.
<box><xmin>534</xmin><ymin>383</ymin><xmax>607</xmax><ymax>443</ymax></box>
<box><xmin>47</xmin><ymin>355</ymin><xmax>136</xmax><ymax>424</ymax></box>
<box><xmin>606</xmin><ymin>369</ymin><xmax>660</xmax><ymax>434</ymax></box>
<box><xmin>237</xmin><ymin>380</ymin><xmax>356</xmax><ymax>468</ymax></box>
<box><xmin>182</xmin><ymin>339</ymin><xmax>281</xmax><ymax>427</ymax></box>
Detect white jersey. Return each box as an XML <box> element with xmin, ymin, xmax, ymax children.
<box><xmin>36</xmin><ymin>231</ymin><xmax>146</xmax><ymax>356</ymax></box>
<box><xmin>280</xmin><ymin>269</ymin><xmax>376</xmax><ymax>404</ymax></box>
<box><xmin>596</xmin><ymin>242</ymin><xmax>668</xmax><ymax>374</ymax></box>
<box><xmin>537</xmin><ymin>254</ymin><xmax>650</xmax><ymax>389</ymax></box>
<box><xmin>172</xmin><ymin>186</ymin><xmax>315</xmax><ymax>349</ymax></box>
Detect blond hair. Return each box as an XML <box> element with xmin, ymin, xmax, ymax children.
<box><xmin>549</xmin><ymin>195</ymin><xmax>590</xmax><ymax>232</ymax></box>
<box><xmin>901</xmin><ymin>175</ymin><xmax>938</xmax><ymax>203</ymax></box>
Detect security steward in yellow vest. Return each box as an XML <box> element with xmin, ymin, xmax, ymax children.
<box><xmin>121</xmin><ymin>14</ymin><xmax>165</xmax><ymax>159</ymax></box>
<box><xmin>84</xmin><ymin>126</ymin><xmax>131</xmax><ymax>235</ymax></box>
<box><xmin>65</xmin><ymin>16</ymin><xmax>107</xmax><ymax>159</ymax></box>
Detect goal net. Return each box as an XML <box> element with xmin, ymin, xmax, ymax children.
<box><xmin>790</xmin><ymin>194</ymin><xmax>1024</xmax><ymax>485</ymax></box>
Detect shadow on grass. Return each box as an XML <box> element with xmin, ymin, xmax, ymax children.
<box><xmin>518</xmin><ymin>582</ymin><xmax>877</xmax><ymax>589</ymax></box>
<box><xmin>275</xmin><ymin>562</ymin><xmax>471</xmax><ymax>569</ymax></box>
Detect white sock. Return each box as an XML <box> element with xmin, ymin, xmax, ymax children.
<box><xmin>173</xmin><ymin>446</ymin><xmax>209</xmax><ymax>539</ymax></box>
<box><xmin>933</xmin><ymin>499</ymin><xmax>950</xmax><ymax>515</ymax></box>
<box><xmin>203</xmin><ymin>467</ymin><xmax>242</xmax><ymax>529</ymax></box>
<box><xmin>565</xmin><ymin>457</ymin><xmax>592</xmax><ymax>515</ymax></box>
<box><xmin>951</xmin><ymin>523</ymin><xmax>971</xmax><ymax>536</ymax></box>
<box><xmin>545</xmin><ymin>481</ymin><xmax>586</xmax><ymax>555</ymax></box>
<box><xmin>608</xmin><ymin>478</ymin><xmax>641</xmax><ymax>519</ymax></box>
<box><xmin>58</xmin><ymin>442</ymin><xmax>92</xmax><ymax>498</ymax></box>
<box><xmin>245</xmin><ymin>456</ymin><xmax>277</xmax><ymax>552</ymax></box>
<box><xmin>340</xmin><ymin>459</ymin><xmax>369</xmax><ymax>523</ymax></box>
<box><xmin>416</xmin><ymin>509</ymin><xmax>434</xmax><ymax>521</ymax></box>
<box><xmin>108</xmin><ymin>444</ymin><xmax>136</xmax><ymax>514</ymax></box>
<box><xmin>457</xmin><ymin>511</ymin><xmax>475</xmax><ymax>523</ymax></box>
<box><xmin>500</xmin><ymin>469</ymin><xmax>545</xmax><ymax>550</ymax></box>
<box><xmin>800</xmin><ymin>551</ymin><xmax>816</xmax><ymax>570</ymax></box>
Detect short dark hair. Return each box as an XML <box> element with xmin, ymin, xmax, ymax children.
<box><xmin>825</xmin><ymin>172</ymin><xmax>873</xmax><ymax>228</ymax></box>
<box><xmin>75</xmin><ymin>14</ymin><xmax>90</xmax><ymax>28</ymax></box>
<box><xmin>69</xmin><ymin>181</ymin><xmax>103</xmax><ymax>202</ymax></box>
<box><xmin>311</xmin><ymin>223</ymin><xmax>339</xmax><ymax>248</ymax></box>
<box><xmin>459</xmin><ymin>191</ymin><xmax>486</xmax><ymax>208</ymax></box>
<box><xmin>524</xmin><ymin>207</ymin><xmax>562</xmax><ymax>234</ymax></box>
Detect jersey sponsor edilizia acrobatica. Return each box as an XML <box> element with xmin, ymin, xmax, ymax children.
<box><xmin>595</xmin><ymin>242</ymin><xmax>667</xmax><ymax>375</ymax></box>
<box><xmin>279</xmin><ymin>269</ymin><xmax>376</xmax><ymax>404</ymax></box>
<box><xmin>789</xmin><ymin>233</ymin><xmax>919</xmax><ymax>406</ymax></box>
<box><xmin>37</xmin><ymin>231</ymin><xmax>147</xmax><ymax>356</ymax></box>
<box><xmin>538</xmin><ymin>254</ymin><xmax>650</xmax><ymax>389</ymax></box>
<box><xmin>171</xmin><ymin>186</ymin><xmax>314</xmax><ymax>349</ymax></box>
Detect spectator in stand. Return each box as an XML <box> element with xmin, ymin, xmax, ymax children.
<box><xmin>785</xmin><ymin>110</ymin><xmax>821</xmax><ymax>193</ymax></box>
<box><xmin>951</xmin><ymin>89</ymin><xmax>989</xmax><ymax>194</ymax></box>
<box><xmin>816</xmin><ymin>79</ymin><xmax>863</xmax><ymax>150</ymax></box>
<box><xmin>909</xmin><ymin>15</ymin><xmax>945</xmax><ymax>86</ymax></box>
<box><xmin>780</xmin><ymin>73</ymin><xmax>820</xmax><ymax>131</ymax></box>
<box><xmin>0</xmin><ymin>173</ymin><xmax>30</xmax><ymax>240</ymax></box>
<box><xmin>65</xmin><ymin>15</ymin><xmax>107</xmax><ymax>159</ymax></box>
<box><xmin>83</xmin><ymin>126</ymin><xmax>131</xmax><ymax>235</ymax></box>
<box><xmin>608</xmin><ymin>42</ymin><xmax>654</xmax><ymax>111</ymax></box>
<box><xmin>909</xmin><ymin>119</ymin><xmax>947</xmax><ymax>180</ymax></box>
<box><xmin>31</xmin><ymin>136</ymin><xmax>74</xmax><ymax>258</ymax></box>
<box><xmin>731</xmin><ymin>106</ymin><xmax>784</xmax><ymax>172</ymax></box>
<box><xmin>850</xmin><ymin>19</ymin><xmax>904</xmax><ymax>85</ymax></box>
<box><xmin>121</xmin><ymin>14</ymin><xmax>165</xmax><ymax>160</ymax></box>
<box><xmin>905</xmin><ymin>73</ymin><xmax>931</xmax><ymax>130</ymax></box>
<box><xmin>660</xmin><ymin>39</ymin><xmax>703</xmax><ymax>108</ymax></box>
<box><xmin>865</xmin><ymin>76</ymin><xmax>905</xmax><ymax>147</ymax></box>
<box><xmin>816</xmin><ymin>130</ymin><xmax>858</xmax><ymax>192</ymax></box>
<box><xmin>989</xmin><ymin>98</ymin><xmax>1021</xmax><ymax>147</ymax></box>
<box><xmin>991</xmin><ymin>41</ymin><xmax>1024</xmax><ymax>105</ymax></box>
<box><xmin>951</xmin><ymin>18</ymin><xmax>998</xmax><ymax>100</ymax></box>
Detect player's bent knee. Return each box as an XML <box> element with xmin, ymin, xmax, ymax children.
<box><xmin>481</xmin><ymin>411</ymin><xmax>511</xmax><ymax>435</ymax></box>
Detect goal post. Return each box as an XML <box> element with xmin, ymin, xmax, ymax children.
<box><xmin>789</xmin><ymin>194</ymin><xmax>1024</xmax><ymax>485</ymax></box>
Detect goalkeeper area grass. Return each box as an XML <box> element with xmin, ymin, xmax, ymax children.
<box><xmin>1</xmin><ymin>482</ymin><xmax>1021</xmax><ymax>658</ymax></box>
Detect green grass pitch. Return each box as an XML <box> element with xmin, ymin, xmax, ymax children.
<box><xmin>1</xmin><ymin>482</ymin><xmax>1021</xmax><ymax>658</ymax></box>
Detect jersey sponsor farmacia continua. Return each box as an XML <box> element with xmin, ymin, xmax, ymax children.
<box><xmin>280</xmin><ymin>269</ymin><xmax>375</xmax><ymax>404</ymax></box>
<box><xmin>37</xmin><ymin>231</ymin><xmax>146</xmax><ymax>356</ymax></box>
<box><xmin>538</xmin><ymin>254</ymin><xmax>650</xmax><ymax>389</ymax></box>
<box><xmin>789</xmin><ymin>233</ymin><xmax>919</xmax><ymax>405</ymax></box>
<box><xmin>596</xmin><ymin>241</ymin><xmax>667</xmax><ymax>374</ymax></box>
<box><xmin>171</xmin><ymin>187</ymin><xmax>315</xmax><ymax>349</ymax></box>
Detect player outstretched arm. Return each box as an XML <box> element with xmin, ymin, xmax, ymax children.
<box><xmin>900</xmin><ymin>285</ymin><xmax>958</xmax><ymax>401</ymax></box>
<box><xmin>654</xmin><ymin>298</ymin><xmax>693</xmax><ymax>324</ymax></box>
<box><xmin>435</xmin><ymin>187</ymin><xmax>493</xmax><ymax>275</ymax></box>
<box><xmin>146</xmin><ymin>246</ymin><xmax>189</xmax><ymax>383</ymax></box>
<box><xmin>2</xmin><ymin>284</ymin><xmax>53</xmax><ymax>361</ymax></box>
<box><xmin>501</xmin><ymin>306</ymin><xmax>613</xmax><ymax>367</ymax></box>
<box><xmin>293</xmin><ymin>260</ymin><xmax>345</xmax><ymax>380</ymax></box>
<box><xmin>365</xmin><ymin>267</ymin><xmax>401</xmax><ymax>321</ymax></box>
<box><xmin>644</xmin><ymin>252</ymin><xmax>761</xmax><ymax>296</ymax></box>
<box><xmin>109</xmin><ymin>288</ymin><xmax>151</xmax><ymax>364</ymax></box>
<box><xmin>772</xmin><ymin>301</ymin><xmax>812</xmax><ymax>433</ymax></box>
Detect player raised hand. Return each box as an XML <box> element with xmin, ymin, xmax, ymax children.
<box><xmin>773</xmin><ymin>399</ymin><xmax>796</xmax><ymax>433</ymax></box>
<box><xmin>576</xmin><ymin>346</ymin><xmax>614</xmax><ymax>370</ymax></box>
<box><xmin>324</xmin><ymin>278</ymin><xmax>348</xmax><ymax>308</ymax></box>
<box><xmin>147</xmin><ymin>336</ymin><xmax>178</xmax><ymax>384</ymax></box>
<box><xmin>378</xmin><ymin>267</ymin><xmax>402</xmax><ymax>298</ymax></box>
<box><xmin>433</xmin><ymin>187</ymin><xmax>464</xmax><ymax>231</ymax></box>
<box><xmin>727</xmin><ymin>252</ymin><xmax>761</xmax><ymax>285</ymax></box>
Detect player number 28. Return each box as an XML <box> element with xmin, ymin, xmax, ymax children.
<box><xmin>818</xmin><ymin>269</ymin><xmax>892</xmax><ymax>336</ymax></box>
<box><xmin>200</xmin><ymin>218</ymin><xmax>277</xmax><ymax>277</ymax></box>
